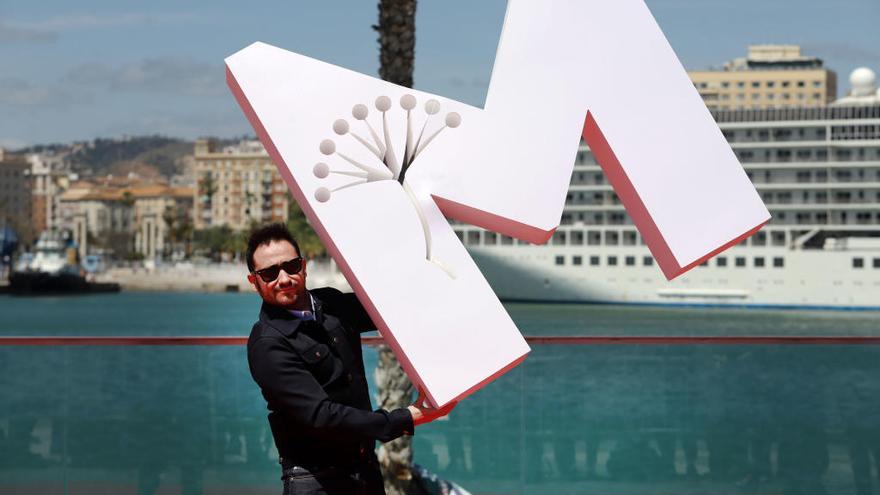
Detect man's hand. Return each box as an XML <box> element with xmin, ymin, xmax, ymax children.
<box><xmin>407</xmin><ymin>388</ymin><xmax>457</xmax><ymax>427</ymax></box>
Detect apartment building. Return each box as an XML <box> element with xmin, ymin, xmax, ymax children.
<box><xmin>193</xmin><ymin>139</ymin><xmax>289</xmax><ymax>230</ymax></box>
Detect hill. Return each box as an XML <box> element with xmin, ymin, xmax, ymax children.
<box><xmin>67</xmin><ymin>136</ymin><xmax>192</xmax><ymax>179</ymax></box>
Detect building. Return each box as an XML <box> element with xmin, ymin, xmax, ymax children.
<box><xmin>130</xmin><ymin>184</ymin><xmax>194</xmax><ymax>261</ymax></box>
<box><xmin>27</xmin><ymin>151</ymin><xmax>75</xmax><ymax>233</ymax></box>
<box><xmin>193</xmin><ymin>139</ymin><xmax>289</xmax><ymax>230</ymax></box>
<box><xmin>689</xmin><ymin>45</ymin><xmax>837</xmax><ymax>111</ymax></box>
<box><xmin>0</xmin><ymin>148</ymin><xmax>34</xmax><ymax>246</ymax></box>
<box><xmin>58</xmin><ymin>180</ymin><xmax>193</xmax><ymax>260</ymax></box>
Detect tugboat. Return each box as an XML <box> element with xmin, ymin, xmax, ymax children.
<box><xmin>8</xmin><ymin>229</ymin><xmax>120</xmax><ymax>295</ymax></box>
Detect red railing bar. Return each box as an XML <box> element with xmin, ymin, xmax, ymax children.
<box><xmin>1</xmin><ymin>336</ymin><xmax>880</xmax><ymax>346</ymax></box>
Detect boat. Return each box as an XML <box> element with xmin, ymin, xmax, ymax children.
<box><xmin>8</xmin><ymin>230</ymin><xmax>120</xmax><ymax>295</ymax></box>
<box><xmin>458</xmin><ymin>81</ymin><xmax>880</xmax><ymax>310</ymax></box>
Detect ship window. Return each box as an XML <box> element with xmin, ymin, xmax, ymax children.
<box><xmin>573</xmin><ymin>256</ymin><xmax>583</xmax><ymax>266</ymax></box>
<box><xmin>608</xmin><ymin>256</ymin><xmax>618</xmax><ymax>266</ymax></box>
<box><xmin>555</xmin><ymin>256</ymin><xmax>565</xmax><ymax>266</ymax></box>
<box><xmin>552</xmin><ymin>231</ymin><xmax>567</xmax><ymax>245</ymax></box>
<box><xmin>773</xmin><ymin>257</ymin><xmax>784</xmax><ymax>268</ymax></box>
<box><xmin>643</xmin><ymin>256</ymin><xmax>653</xmax><ymax>266</ymax></box>
<box><xmin>623</xmin><ymin>231</ymin><xmax>637</xmax><ymax>246</ymax></box>
<box><xmin>570</xmin><ymin>231</ymin><xmax>584</xmax><ymax>245</ymax></box>
<box><xmin>853</xmin><ymin>258</ymin><xmax>864</xmax><ymax>269</ymax></box>
<box><xmin>484</xmin><ymin>232</ymin><xmax>497</xmax><ymax>245</ymax></box>
<box><xmin>874</xmin><ymin>258</ymin><xmax>880</xmax><ymax>269</ymax></box>
<box><xmin>753</xmin><ymin>232</ymin><xmax>767</xmax><ymax>246</ymax></box>
<box><xmin>590</xmin><ymin>256</ymin><xmax>600</xmax><ymax>266</ymax></box>
<box><xmin>625</xmin><ymin>256</ymin><xmax>635</xmax><ymax>266</ymax></box>
<box><xmin>754</xmin><ymin>257</ymin><xmax>765</xmax><ymax>268</ymax></box>
<box><xmin>466</xmin><ymin>231</ymin><xmax>480</xmax><ymax>245</ymax></box>
<box><xmin>606</xmin><ymin>231</ymin><xmax>619</xmax><ymax>246</ymax></box>
<box><xmin>717</xmin><ymin>257</ymin><xmax>727</xmax><ymax>267</ymax></box>
<box><xmin>501</xmin><ymin>235</ymin><xmax>513</xmax><ymax>245</ymax></box>
<box><xmin>772</xmin><ymin>232</ymin><xmax>786</xmax><ymax>246</ymax></box>
<box><xmin>454</xmin><ymin>230</ymin><xmax>464</xmax><ymax>242</ymax></box>
<box><xmin>587</xmin><ymin>231</ymin><xmax>601</xmax><ymax>246</ymax></box>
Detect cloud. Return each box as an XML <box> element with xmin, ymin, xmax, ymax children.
<box><xmin>101</xmin><ymin>107</ymin><xmax>250</xmax><ymax>140</ymax></box>
<box><xmin>11</xmin><ymin>12</ymin><xmax>198</xmax><ymax>31</ymax></box>
<box><xmin>0</xmin><ymin>21</ymin><xmax>57</xmax><ymax>43</ymax></box>
<box><xmin>0</xmin><ymin>13</ymin><xmax>199</xmax><ymax>43</ymax></box>
<box><xmin>0</xmin><ymin>78</ymin><xmax>79</xmax><ymax>107</ymax></box>
<box><xmin>66</xmin><ymin>57</ymin><xmax>225</xmax><ymax>96</ymax></box>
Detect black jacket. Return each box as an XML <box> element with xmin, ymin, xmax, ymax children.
<box><xmin>247</xmin><ymin>287</ymin><xmax>413</xmax><ymax>467</ymax></box>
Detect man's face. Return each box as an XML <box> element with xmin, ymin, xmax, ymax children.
<box><xmin>247</xmin><ymin>240</ymin><xmax>308</xmax><ymax>310</ymax></box>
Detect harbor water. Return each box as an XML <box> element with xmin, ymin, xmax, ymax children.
<box><xmin>1</xmin><ymin>292</ymin><xmax>879</xmax><ymax>494</ymax></box>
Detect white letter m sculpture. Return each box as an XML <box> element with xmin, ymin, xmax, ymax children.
<box><xmin>226</xmin><ymin>0</ymin><xmax>770</xmax><ymax>407</ymax></box>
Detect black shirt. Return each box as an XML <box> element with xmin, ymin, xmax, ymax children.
<box><xmin>247</xmin><ymin>287</ymin><xmax>413</xmax><ymax>467</ymax></box>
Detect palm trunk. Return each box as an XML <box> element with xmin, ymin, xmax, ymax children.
<box><xmin>373</xmin><ymin>1</ymin><xmax>417</xmax><ymax>493</ymax></box>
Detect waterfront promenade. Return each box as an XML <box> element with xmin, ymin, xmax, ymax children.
<box><xmin>94</xmin><ymin>260</ymin><xmax>349</xmax><ymax>293</ymax></box>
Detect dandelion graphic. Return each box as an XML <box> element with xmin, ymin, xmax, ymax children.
<box><xmin>313</xmin><ymin>94</ymin><xmax>461</xmax><ymax>278</ymax></box>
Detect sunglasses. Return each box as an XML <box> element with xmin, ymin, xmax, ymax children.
<box><xmin>253</xmin><ymin>257</ymin><xmax>304</xmax><ymax>283</ymax></box>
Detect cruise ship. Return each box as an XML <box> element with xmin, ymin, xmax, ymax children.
<box><xmin>459</xmin><ymin>70</ymin><xmax>880</xmax><ymax>309</ymax></box>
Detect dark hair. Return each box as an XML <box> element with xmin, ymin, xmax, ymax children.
<box><xmin>246</xmin><ymin>223</ymin><xmax>301</xmax><ymax>272</ymax></box>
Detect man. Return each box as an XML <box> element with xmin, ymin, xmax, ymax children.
<box><xmin>245</xmin><ymin>223</ymin><xmax>454</xmax><ymax>494</ymax></box>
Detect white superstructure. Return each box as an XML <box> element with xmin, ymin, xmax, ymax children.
<box><xmin>458</xmin><ymin>70</ymin><xmax>880</xmax><ymax>309</ymax></box>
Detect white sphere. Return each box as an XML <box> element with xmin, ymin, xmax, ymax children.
<box><xmin>333</xmin><ymin>119</ymin><xmax>349</xmax><ymax>135</ymax></box>
<box><xmin>313</xmin><ymin>162</ymin><xmax>330</xmax><ymax>179</ymax></box>
<box><xmin>850</xmin><ymin>67</ymin><xmax>877</xmax><ymax>97</ymax></box>
<box><xmin>319</xmin><ymin>139</ymin><xmax>335</xmax><ymax>155</ymax></box>
<box><xmin>375</xmin><ymin>96</ymin><xmax>392</xmax><ymax>112</ymax></box>
<box><xmin>400</xmin><ymin>94</ymin><xmax>417</xmax><ymax>110</ymax></box>
<box><xmin>352</xmin><ymin>104</ymin><xmax>369</xmax><ymax>120</ymax></box>
<box><xmin>315</xmin><ymin>187</ymin><xmax>331</xmax><ymax>203</ymax></box>
<box><xmin>445</xmin><ymin>112</ymin><xmax>461</xmax><ymax>128</ymax></box>
<box><xmin>424</xmin><ymin>99</ymin><xmax>440</xmax><ymax>115</ymax></box>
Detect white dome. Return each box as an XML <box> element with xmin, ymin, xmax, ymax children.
<box><xmin>850</xmin><ymin>67</ymin><xmax>877</xmax><ymax>97</ymax></box>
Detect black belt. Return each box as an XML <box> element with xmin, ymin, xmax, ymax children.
<box><xmin>279</xmin><ymin>459</ymin><xmax>378</xmax><ymax>483</ymax></box>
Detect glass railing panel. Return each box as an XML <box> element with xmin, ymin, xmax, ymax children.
<box><xmin>3</xmin><ymin>343</ymin><xmax>880</xmax><ymax>494</ymax></box>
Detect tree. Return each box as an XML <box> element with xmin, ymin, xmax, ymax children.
<box><xmin>163</xmin><ymin>203</ymin><xmax>194</xmax><ymax>259</ymax></box>
<box><xmin>193</xmin><ymin>225</ymin><xmax>235</xmax><ymax>261</ymax></box>
<box><xmin>198</xmin><ymin>171</ymin><xmax>217</xmax><ymax>225</ymax></box>
<box><xmin>373</xmin><ymin>1</ymin><xmax>417</xmax><ymax>493</ymax></box>
<box><xmin>287</xmin><ymin>200</ymin><xmax>325</xmax><ymax>258</ymax></box>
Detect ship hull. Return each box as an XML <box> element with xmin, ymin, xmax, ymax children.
<box><xmin>8</xmin><ymin>272</ymin><xmax>120</xmax><ymax>295</ymax></box>
<box><xmin>469</xmin><ymin>245</ymin><xmax>880</xmax><ymax>310</ymax></box>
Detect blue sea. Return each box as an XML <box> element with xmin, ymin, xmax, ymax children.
<box><xmin>1</xmin><ymin>292</ymin><xmax>879</xmax><ymax>494</ymax></box>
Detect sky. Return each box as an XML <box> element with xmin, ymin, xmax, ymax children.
<box><xmin>1</xmin><ymin>0</ymin><xmax>878</xmax><ymax>148</ymax></box>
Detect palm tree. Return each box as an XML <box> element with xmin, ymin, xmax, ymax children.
<box><xmin>199</xmin><ymin>171</ymin><xmax>217</xmax><ymax>226</ymax></box>
<box><xmin>373</xmin><ymin>1</ymin><xmax>417</xmax><ymax>493</ymax></box>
